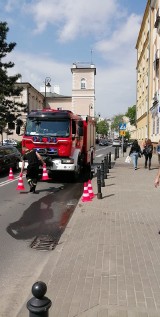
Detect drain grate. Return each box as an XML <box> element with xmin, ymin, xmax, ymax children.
<box><xmin>30</xmin><ymin>234</ymin><xmax>58</xmax><ymax>251</ymax></box>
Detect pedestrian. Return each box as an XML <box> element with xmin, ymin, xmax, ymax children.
<box><xmin>20</xmin><ymin>147</ymin><xmax>45</xmax><ymax>193</ymax></box>
<box><xmin>156</xmin><ymin>140</ymin><xmax>160</xmax><ymax>166</ymax></box>
<box><xmin>143</xmin><ymin>138</ymin><xmax>153</xmax><ymax>170</ymax></box>
<box><xmin>129</xmin><ymin>139</ymin><xmax>142</xmax><ymax>170</ymax></box>
<box><xmin>142</xmin><ymin>138</ymin><xmax>147</xmax><ymax>150</ymax></box>
<box><xmin>154</xmin><ymin>167</ymin><xmax>160</xmax><ymax>187</ymax></box>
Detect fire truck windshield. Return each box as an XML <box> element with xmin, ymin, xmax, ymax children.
<box><xmin>25</xmin><ymin>118</ymin><xmax>70</xmax><ymax>137</ymax></box>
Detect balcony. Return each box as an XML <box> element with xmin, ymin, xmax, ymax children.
<box><xmin>154</xmin><ymin>9</ymin><xmax>160</xmax><ymax>29</ymax></box>
<box><xmin>153</xmin><ymin>91</ymin><xmax>159</xmax><ymax>107</ymax></box>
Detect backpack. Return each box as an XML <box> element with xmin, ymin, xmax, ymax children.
<box><xmin>145</xmin><ymin>145</ymin><xmax>152</xmax><ymax>154</ymax></box>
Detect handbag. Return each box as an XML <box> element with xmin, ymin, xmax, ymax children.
<box><xmin>125</xmin><ymin>156</ymin><xmax>131</xmax><ymax>163</ymax></box>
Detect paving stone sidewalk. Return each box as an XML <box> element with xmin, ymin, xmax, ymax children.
<box><xmin>20</xmin><ymin>151</ymin><xmax>160</xmax><ymax>317</ymax></box>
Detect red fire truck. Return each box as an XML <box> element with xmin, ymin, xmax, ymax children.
<box><xmin>17</xmin><ymin>109</ymin><xmax>96</xmax><ymax>179</ymax></box>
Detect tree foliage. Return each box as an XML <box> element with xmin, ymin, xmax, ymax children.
<box><xmin>111</xmin><ymin>114</ymin><xmax>124</xmax><ymax>132</ymax></box>
<box><xmin>0</xmin><ymin>21</ymin><xmax>27</xmax><ymax>132</ymax></box>
<box><xmin>125</xmin><ymin>105</ymin><xmax>136</xmax><ymax>126</ymax></box>
<box><xmin>96</xmin><ymin>120</ymin><xmax>109</xmax><ymax>136</ymax></box>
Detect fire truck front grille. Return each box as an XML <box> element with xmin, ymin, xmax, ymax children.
<box><xmin>36</xmin><ymin>148</ymin><xmax>58</xmax><ymax>156</ymax></box>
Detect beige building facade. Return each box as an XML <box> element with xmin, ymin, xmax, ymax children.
<box><xmin>136</xmin><ymin>0</ymin><xmax>160</xmax><ymax>145</ymax></box>
<box><xmin>3</xmin><ymin>83</ymin><xmax>44</xmax><ymax>141</ymax></box>
<box><xmin>71</xmin><ymin>63</ymin><xmax>96</xmax><ymax>118</ymax></box>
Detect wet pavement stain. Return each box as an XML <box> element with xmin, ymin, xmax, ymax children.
<box><xmin>6</xmin><ymin>182</ymin><xmax>83</xmax><ymax>245</ymax></box>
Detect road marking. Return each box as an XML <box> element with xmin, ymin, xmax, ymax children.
<box><xmin>0</xmin><ymin>174</ymin><xmax>25</xmax><ymax>187</ymax></box>
<box><xmin>96</xmin><ymin>154</ymin><xmax>103</xmax><ymax>158</ymax></box>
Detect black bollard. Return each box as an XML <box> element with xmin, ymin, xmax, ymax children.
<box><xmin>106</xmin><ymin>154</ymin><xmax>109</xmax><ymax>173</ymax></box>
<box><xmin>104</xmin><ymin>156</ymin><xmax>107</xmax><ymax>179</ymax></box>
<box><xmin>101</xmin><ymin>160</ymin><xmax>105</xmax><ymax>187</ymax></box>
<box><xmin>117</xmin><ymin>146</ymin><xmax>119</xmax><ymax>158</ymax></box>
<box><xmin>97</xmin><ymin>165</ymin><xmax>102</xmax><ymax>199</ymax></box>
<box><xmin>108</xmin><ymin>152</ymin><xmax>111</xmax><ymax>169</ymax></box>
<box><xmin>114</xmin><ymin>147</ymin><xmax>117</xmax><ymax>161</ymax></box>
<box><xmin>27</xmin><ymin>281</ymin><xmax>52</xmax><ymax>317</ymax></box>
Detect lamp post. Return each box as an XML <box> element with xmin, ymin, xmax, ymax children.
<box><xmin>44</xmin><ymin>77</ymin><xmax>51</xmax><ymax>109</ymax></box>
<box><xmin>98</xmin><ymin>113</ymin><xmax>101</xmax><ymax>122</ymax></box>
<box><xmin>89</xmin><ymin>104</ymin><xmax>93</xmax><ymax>117</ymax></box>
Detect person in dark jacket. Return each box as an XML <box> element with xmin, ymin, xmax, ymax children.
<box><xmin>129</xmin><ymin>139</ymin><xmax>142</xmax><ymax>170</ymax></box>
<box><xmin>143</xmin><ymin>138</ymin><xmax>153</xmax><ymax>170</ymax></box>
<box><xmin>21</xmin><ymin>147</ymin><xmax>45</xmax><ymax>193</ymax></box>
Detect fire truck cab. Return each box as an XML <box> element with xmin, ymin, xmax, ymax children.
<box><xmin>18</xmin><ymin>109</ymin><xmax>96</xmax><ymax>179</ymax></box>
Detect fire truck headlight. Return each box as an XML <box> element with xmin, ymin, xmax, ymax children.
<box><xmin>61</xmin><ymin>158</ymin><xmax>74</xmax><ymax>164</ymax></box>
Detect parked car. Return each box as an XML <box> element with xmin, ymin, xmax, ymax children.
<box><xmin>112</xmin><ymin>139</ymin><xmax>121</xmax><ymax>147</ymax></box>
<box><xmin>99</xmin><ymin>139</ymin><xmax>109</xmax><ymax>146</ymax></box>
<box><xmin>3</xmin><ymin>139</ymin><xmax>17</xmax><ymax>146</ymax></box>
<box><xmin>0</xmin><ymin>145</ymin><xmax>22</xmax><ymax>173</ymax></box>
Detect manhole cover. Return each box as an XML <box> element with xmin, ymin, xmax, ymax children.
<box><xmin>30</xmin><ymin>234</ymin><xmax>58</xmax><ymax>251</ymax></box>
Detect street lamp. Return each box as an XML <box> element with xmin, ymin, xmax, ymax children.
<box><xmin>89</xmin><ymin>104</ymin><xmax>93</xmax><ymax>116</ymax></box>
<box><xmin>98</xmin><ymin>112</ymin><xmax>101</xmax><ymax>122</ymax></box>
<box><xmin>44</xmin><ymin>77</ymin><xmax>51</xmax><ymax>109</ymax></box>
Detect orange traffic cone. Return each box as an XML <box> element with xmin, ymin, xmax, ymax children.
<box><xmin>16</xmin><ymin>172</ymin><xmax>25</xmax><ymax>190</ymax></box>
<box><xmin>88</xmin><ymin>179</ymin><xmax>95</xmax><ymax>199</ymax></box>
<box><xmin>82</xmin><ymin>182</ymin><xmax>92</xmax><ymax>202</ymax></box>
<box><xmin>41</xmin><ymin>164</ymin><xmax>50</xmax><ymax>181</ymax></box>
<box><xmin>8</xmin><ymin>167</ymin><xmax>14</xmax><ymax>180</ymax></box>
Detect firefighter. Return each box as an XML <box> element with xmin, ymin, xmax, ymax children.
<box><xmin>20</xmin><ymin>147</ymin><xmax>45</xmax><ymax>193</ymax></box>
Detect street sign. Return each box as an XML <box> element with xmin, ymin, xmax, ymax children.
<box><xmin>119</xmin><ymin>123</ymin><xmax>126</xmax><ymax>130</ymax></box>
<box><xmin>120</xmin><ymin>130</ymin><xmax>126</xmax><ymax>136</ymax></box>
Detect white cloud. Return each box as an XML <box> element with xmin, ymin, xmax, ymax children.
<box><xmin>95</xmin><ymin>14</ymin><xmax>141</xmax><ymax>65</ymax></box>
<box><xmin>17</xmin><ymin>0</ymin><xmax>122</xmax><ymax>41</ymax></box>
<box><xmin>4</xmin><ymin>0</ymin><xmax>143</xmax><ymax>117</ymax></box>
<box><xmin>96</xmin><ymin>65</ymin><xmax>137</xmax><ymax>118</ymax></box>
<box><xmin>9</xmin><ymin>51</ymin><xmax>72</xmax><ymax>95</ymax></box>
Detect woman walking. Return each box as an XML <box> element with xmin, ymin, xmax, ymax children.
<box><xmin>129</xmin><ymin>139</ymin><xmax>142</xmax><ymax>170</ymax></box>
<box><xmin>143</xmin><ymin>138</ymin><xmax>153</xmax><ymax>170</ymax></box>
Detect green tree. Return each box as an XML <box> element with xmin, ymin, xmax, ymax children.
<box><xmin>96</xmin><ymin>120</ymin><xmax>109</xmax><ymax>136</ymax></box>
<box><xmin>125</xmin><ymin>130</ymin><xmax>130</xmax><ymax>140</ymax></box>
<box><xmin>111</xmin><ymin>114</ymin><xmax>124</xmax><ymax>132</ymax></box>
<box><xmin>125</xmin><ymin>105</ymin><xmax>136</xmax><ymax>126</ymax></box>
<box><xmin>0</xmin><ymin>21</ymin><xmax>26</xmax><ymax>138</ymax></box>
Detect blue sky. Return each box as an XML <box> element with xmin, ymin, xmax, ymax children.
<box><xmin>0</xmin><ymin>0</ymin><xmax>147</xmax><ymax>118</ymax></box>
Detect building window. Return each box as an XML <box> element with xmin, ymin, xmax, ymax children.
<box><xmin>81</xmin><ymin>78</ymin><xmax>86</xmax><ymax>89</ymax></box>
